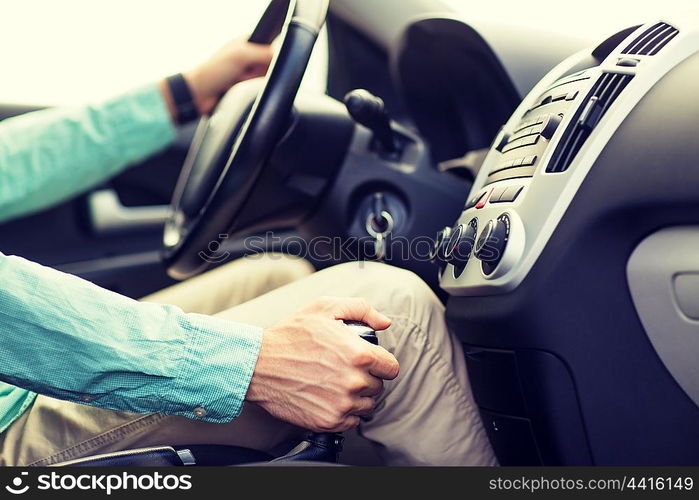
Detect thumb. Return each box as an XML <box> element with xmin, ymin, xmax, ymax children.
<box><xmin>239</xmin><ymin>41</ymin><xmax>275</xmax><ymax>66</ymax></box>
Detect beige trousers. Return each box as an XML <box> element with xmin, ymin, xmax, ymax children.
<box><xmin>0</xmin><ymin>255</ymin><xmax>496</xmax><ymax>466</ymax></box>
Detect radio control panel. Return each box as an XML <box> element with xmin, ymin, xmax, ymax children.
<box><xmin>437</xmin><ymin>18</ymin><xmax>695</xmax><ymax>296</ymax></box>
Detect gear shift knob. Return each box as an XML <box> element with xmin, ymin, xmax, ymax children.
<box><xmin>270</xmin><ymin>320</ymin><xmax>380</xmax><ymax>464</ymax></box>
<box><xmin>344</xmin><ymin>89</ymin><xmax>398</xmax><ymax>154</ymax></box>
<box><xmin>343</xmin><ymin>320</ymin><xmax>379</xmax><ymax>345</ymax></box>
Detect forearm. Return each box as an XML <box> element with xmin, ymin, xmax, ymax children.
<box><xmin>0</xmin><ymin>83</ymin><xmax>176</xmax><ymax>223</ymax></box>
<box><xmin>0</xmin><ymin>253</ymin><xmax>262</xmax><ymax>422</ymax></box>
<box><xmin>0</xmin><ymin>37</ymin><xmax>273</xmax><ymax>224</ymax></box>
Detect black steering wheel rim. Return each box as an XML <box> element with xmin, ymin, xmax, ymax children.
<box><xmin>163</xmin><ymin>0</ymin><xmax>329</xmax><ymax>280</ymax></box>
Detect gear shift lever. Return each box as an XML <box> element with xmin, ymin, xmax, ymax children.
<box><xmin>271</xmin><ymin>321</ymin><xmax>379</xmax><ymax>463</ymax></box>
<box><xmin>344</xmin><ymin>89</ymin><xmax>399</xmax><ymax>154</ymax></box>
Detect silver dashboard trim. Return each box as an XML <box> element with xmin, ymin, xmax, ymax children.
<box><xmin>441</xmin><ymin>15</ymin><xmax>699</xmax><ymax>296</ymax></box>
<box><xmin>480</xmin><ymin>211</ymin><xmax>525</xmax><ymax>281</ymax></box>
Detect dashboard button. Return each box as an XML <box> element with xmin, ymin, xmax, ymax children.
<box><xmin>512</xmin><ymin>121</ymin><xmax>531</xmax><ymax>134</ymax></box>
<box><xmin>617</xmin><ymin>57</ymin><xmax>639</xmax><ymax>67</ymax></box>
<box><xmin>521</xmin><ymin>155</ymin><xmax>537</xmax><ymax>167</ymax></box>
<box><xmin>490</xmin><ymin>185</ymin><xmax>523</xmax><ymax>204</ymax></box>
<box><xmin>490</xmin><ymin>160</ymin><xmax>517</xmax><ymax>175</ymax></box>
<box><xmin>489</xmin><ymin>187</ymin><xmax>508</xmax><ymax>203</ymax></box>
<box><xmin>510</xmin><ymin>125</ymin><xmax>539</xmax><ymax>142</ymax></box>
<box><xmin>501</xmin><ymin>134</ymin><xmax>539</xmax><ymax>153</ymax></box>
<box><xmin>465</xmin><ymin>190</ymin><xmax>486</xmax><ymax>209</ymax></box>
<box><xmin>495</xmin><ymin>132</ymin><xmax>511</xmax><ymax>152</ymax></box>
<box><xmin>513</xmin><ymin>115</ymin><xmax>543</xmax><ymax>133</ymax></box>
<box><xmin>540</xmin><ymin>114</ymin><xmax>563</xmax><ymax>140</ymax></box>
<box><xmin>486</xmin><ymin>165</ymin><xmax>537</xmax><ymax>184</ymax></box>
<box><xmin>499</xmin><ymin>185</ymin><xmax>524</xmax><ymax>203</ymax></box>
<box><xmin>475</xmin><ymin>188</ymin><xmax>493</xmax><ymax>209</ymax></box>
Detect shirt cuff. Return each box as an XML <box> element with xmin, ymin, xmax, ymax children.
<box><xmin>163</xmin><ymin>313</ymin><xmax>264</xmax><ymax>423</ymax></box>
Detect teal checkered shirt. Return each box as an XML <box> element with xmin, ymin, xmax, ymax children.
<box><xmin>0</xmin><ymin>84</ymin><xmax>263</xmax><ymax>433</ymax></box>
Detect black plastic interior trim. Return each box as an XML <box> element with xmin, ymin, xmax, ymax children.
<box><xmin>546</xmin><ymin>72</ymin><xmax>633</xmax><ymax>173</ymax></box>
<box><xmin>394</xmin><ymin>17</ymin><xmax>521</xmax><ymax>162</ymax></box>
<box><xmin>621</xmin><ymin>22</ymin><xmax>679</xmax><ymax>56</ymax></box>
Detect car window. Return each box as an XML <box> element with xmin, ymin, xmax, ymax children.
<box><xmin>0</xmin><ymin>0</ymin><xmax>328</xmax><ymax>106</ymax></box>
<box><xmin>443</xmin><ymin>0</ymin><xmax>699</xmax><ymax>40</ymax></box>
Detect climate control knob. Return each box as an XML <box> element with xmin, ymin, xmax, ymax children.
<box><xmin>445</xmin><ymin>218</ymin><xmax>478</xmax><ymax>277</ymax></box>
<box><xmin>430</xmin><ymin>226</ymin><xmax>452</xmax><ymax>265</ymax></box>
<box><xmin>474</xmin><ymin>214</ymin><xmax>511</xmax><ymax>276</ymax></box>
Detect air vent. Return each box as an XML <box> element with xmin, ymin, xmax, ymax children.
<box><xmin>621</xmin><ymin>22</ymin><xmax>679</xmax><ymax>56</ymax></box>
<box><xmin>546</xmin><ymin>72</ymin><xmax>633</xmax><ymax>173</ymax></box>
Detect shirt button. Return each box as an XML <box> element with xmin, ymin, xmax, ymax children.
<box><xmin>193</xmin><ymin>406</ymin><xmax>207</xmax><ymax>418</ymax></box>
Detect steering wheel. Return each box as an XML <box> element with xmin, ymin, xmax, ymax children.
<box><xmin>163</xmin><ymin>0</ymin><xmax>329</xmax><ymax>280</ymax></box>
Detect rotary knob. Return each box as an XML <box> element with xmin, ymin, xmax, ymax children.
<box><xmin>430</xmin><ymin>226</ymin><xmax>453</xmax><ymax>265</ymax></box>
<box><xmin>445</xmin><ymin>218</ymin><xmax>478</xmax><ymax>278</ymax></box>
<box><xmin>474</xmin><ymin>214</ymin><xmax>511</xmax><ymax>276</ymax></box>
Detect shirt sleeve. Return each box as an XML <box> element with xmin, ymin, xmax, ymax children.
<box><xmin>0</xmin><ymin>252</ymin><xmax>263</xmax><ymax>423</ymax></box>
<box><xmin>0</xmin><ymin>83</ymin><xmax>176</xmax><ymax>223</ymax></box>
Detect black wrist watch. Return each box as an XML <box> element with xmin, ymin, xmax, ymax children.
<box><xmin>165</xmin><ymin>73</ymin><xmax>199</xmax><ymax>124</ymax></box>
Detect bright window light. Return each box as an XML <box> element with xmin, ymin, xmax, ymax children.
<box><xmin>0</xmin><ymin>0</ymin><xmax>328</xmax><ymax>106</ymax></box>
<box><xmin>442</xmin><ymin>0</ymin><xmax>699</xmax><ymax>40</ymax></box>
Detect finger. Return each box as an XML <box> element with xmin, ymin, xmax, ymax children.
<box><xmin>337</xmin><ymin>415</ymin><xmax>361</xmax><ymax>432</ymax></box>
<box><xmin>241</xmin><ymin>42</ymin><xmax>275</xmax><ymax>64</ymax></box>
<box><xmin>359</xmin><ymin>376</ymin><xmax>384</xmax><ymax>398</ymax></box>
<box><xmin>241</xmin><ymin>65</ymin><xmax>269</xmax><ymax>81</ymax></box>
<box><xmin>367</xmin><ymin>345</ymin><xmax>400</xmax><ymax>380</ymax></box>
<box><xmin>328</xmin><ymin>297</ymin><xmax>392</xmax><ymax>331</ymax></box>
<box><xmin>351</xmin><ymin>397</ymin><xmax>376</xmax><ymax>417</ymax></box>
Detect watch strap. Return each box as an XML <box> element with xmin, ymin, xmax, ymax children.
<box><xmin>165</xmin><ymin>73</ymin><xmax>199</xmax><ymax>124</ymax></box>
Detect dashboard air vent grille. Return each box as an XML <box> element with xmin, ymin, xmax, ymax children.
<box><xmin>546</xmin><ymin>72</ymin><xmax>633</xmax><ymax>173</ymax></box>
<box><xmin>621</xmin><ymin>22</ymin><xmax>679</xmax><ymax>56</ymax></box>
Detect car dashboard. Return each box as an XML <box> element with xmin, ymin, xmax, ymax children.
<box><xmin>427</xmin><ymin>14</ymin><xmax>699</xmax><ymax>465</ymax></box>
<box><xmin>439</xmin><ymin>20</ymin><xmax>689</xmax><ymax>294</ymax></box>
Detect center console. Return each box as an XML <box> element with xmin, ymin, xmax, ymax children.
<box><xmin>436</xmin><ymin>16</ymin><xmax>699</xmax><ymax>464</ymax></box>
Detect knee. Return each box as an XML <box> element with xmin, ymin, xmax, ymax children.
<box><xmin>265</xmin><ymin>253</ymin><xmax>315</xmax><ymax>282</ymax></box>
<box><xmin>241</xmin><ymin>253</ymin><xmax>314</xmax><ymax>286</ymax></box>
<box><xmin>329</xmin><ymin>262</ymin><xmax>442</xmax><ymax>319</ymax></box>
<box><xmin>381</xmin><ymin>265</ymin><xmax>443</xmax><ymax>323</ymax></box>
<box><xmin>327</xmin><ymin>263</ymin><xmax>451</xmax><ymax>366</ymax></box>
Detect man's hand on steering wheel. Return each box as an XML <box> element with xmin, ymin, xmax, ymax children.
<box><xmin>246</xmin><ymin>297</ymin><xmax>400</xmax><ymax>433</ymax></box>
<box><xmin>159</xmin><ymin>38</ymin><xmax>274</xmax><ymax>121</ymax></box>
